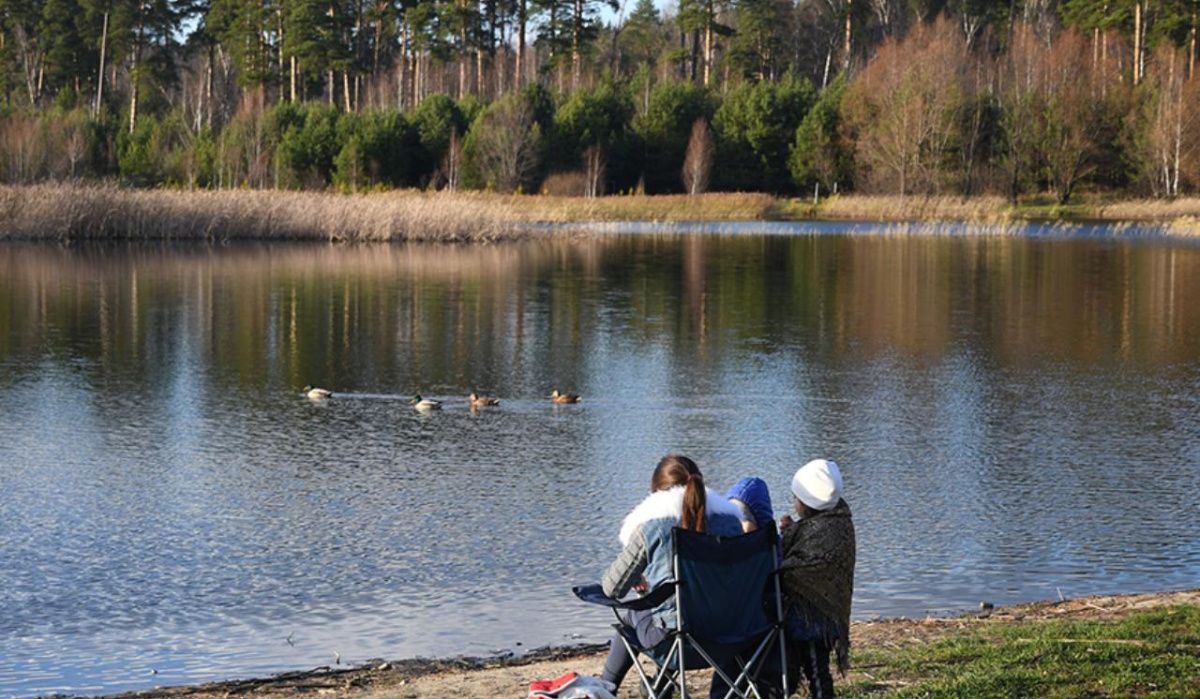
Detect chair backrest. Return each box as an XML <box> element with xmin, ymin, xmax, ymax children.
<box><xmin>671</xmin><ymin>523</ymin><xmax>779</xmax><ymax>646</ymax></box>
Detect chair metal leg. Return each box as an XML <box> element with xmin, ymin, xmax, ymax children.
<box><xmin>685</xmin><ymin>632</ymin><xmax>753</xmax><ymax>699</ymax></box>
<box><xmin>777</xmin><ymin>627</ymin><xmax>788</xmax><ymax>699</ymax></box>
<box><xmin>623</xmin><ymin>636</ymin><xmax>656</xmax><ymax>697</ymax></box>
<box><xmin>677</xmin><ymin>636</ymin><xmax>689</xmax><ymax>699</ymax></box>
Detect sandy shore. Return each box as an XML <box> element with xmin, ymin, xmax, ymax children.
<box><xmin>103</xmin><ymin>588</ymin><xmax>1199</xmax><ymax>699</ymax></box>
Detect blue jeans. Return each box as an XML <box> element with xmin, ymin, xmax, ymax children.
<box><xmin>600</xmin><ymin>607</ymin><xmax>669</xmax><ymax>688</ymax></box>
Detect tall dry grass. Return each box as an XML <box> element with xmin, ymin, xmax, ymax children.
<box><xmin>531</xmin><ymin>192</ymin><xmax>777</xmax><ymax>222</ymax></box>
<box><xmin>815</xmin><ymin>195</ymin><xmax>1016</xmax><ymax>222</ymax></box>
<box><xmin>1164</xmin><ymin>217</ymin><xmax>1200</xmax><ymax>236</ymax></box>
<box><xmin>0</xmin><ymin>185</ymin><xmax>534</xmax><ymax>241</ymax></box>
<box><xmin>0</xmin><ymin>185</ymin><xmax>779</xmax><ymax>241</ymax></box>
<box><xmin>1094</xmin><ymin>199</ymin><xmax>1200</xmax><ymax>221</ymax></box>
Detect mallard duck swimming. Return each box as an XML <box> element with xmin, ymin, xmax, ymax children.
<box><xmin>410</xmin><ymin>395</ymin><xmax>442</xmax><ymax>411</ymax></box>
<box><xmin>303</xmin><ymin>385</ymin><xmax>332</xmax><ymax>400</ymax></box>
<box><xmin>469</xmin><ymin>392</ymin><xmax>500</xmax><ymax>407</ymax></box>
<box><xmin>550</xmin><ymin>389</ymin><xmax>581</xmax><ymax>404</ymax></box>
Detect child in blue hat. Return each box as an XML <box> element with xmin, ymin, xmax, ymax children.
<box><xmin>726</xmin><ymin>476</ymin><xmax>775</xmax><ymax>533</ymax></box>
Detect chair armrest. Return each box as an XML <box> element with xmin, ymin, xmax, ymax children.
<box><xmin>573</xmin><ymin>582</ymin><xmax>676</xmax><ymax>611</ymax></box>
<box><xmin>573</xmin><ymin>583</ymin><xmax>622</xmax><ymax>607</ymax></box>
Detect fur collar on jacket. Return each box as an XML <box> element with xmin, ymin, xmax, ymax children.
<box><xmin>619</xmin><ymin>485</ymin><xmax>744</xmax><ymax>545</ymax></box>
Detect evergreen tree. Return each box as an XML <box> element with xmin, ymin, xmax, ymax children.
<box><xmin>284</xmin><ymin>0</ymin><xmax>352</xmax><ymax>101</ymax></box>
<box><xmin>42</xmin><ymin>0</ymin><xmax>94</xmax><ymax>101</ymax></box>
<box><xmin>0</xmin><ymin>0</ymin><xmax>49</xmax><ymax>104</ymax></box>
<box><xmin>714</xmin><ymin>73</ymin><xmax>814</xmax><ymax>191</ymax></box>
<box><xmin>208</xmin><ymin>0</ymin><xmax>275</xmax><ymax>90</ymax></box>
<box><xmin>789</xmin><ymin>75</ymin><xmax>850</xmax><ymax>193</ymax></box>
<box><xmin>618</xmin><ymin>0</ymin><xmax>664</xmax><ymax>73</ymax></box>
<box><xmin>111</xmin><ymin>0</ymin><xmax>184</xmax><ymax>131</ymax></box>
<box><xmin>727</xmin><ymin>0</ymin><xmax>793</xmax><ymax>81</ymax></box>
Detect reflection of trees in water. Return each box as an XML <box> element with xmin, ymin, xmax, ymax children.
<box><xmin>826</xmin><ymin>237</ymin><xmax>1200</xmax><ymax>365</ymax></box>
<box><xmin>1</xmin><ymin>237</ymin><xmax>1198</xmax><ymax>390</ymax></box>
<box><xmin>0</xmin><ymin>242</ymin><xmax>596</xmax><ymax>391</ymax></box>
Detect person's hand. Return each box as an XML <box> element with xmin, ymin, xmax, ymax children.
<box><xmin>780</xmin><ymin>514</ymin><xmax>795</xmax><ymax>530</ymax></box>
<box><xmin>633</xmin><ymin>578</ymin><xmax>649</xmax><ymax>595</ymax></box>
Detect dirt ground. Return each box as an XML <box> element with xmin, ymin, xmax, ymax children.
<box><xmin>107</xmin><ymin>589</ymin><xmax>1200</xmax><ymax>699</ymax></box>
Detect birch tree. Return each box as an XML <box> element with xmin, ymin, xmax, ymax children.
<box><xmin>681</xmin><ymin>116</ymin><xmax>713</xmax><ymax>194</ymax></box>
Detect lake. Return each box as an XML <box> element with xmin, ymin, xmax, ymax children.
<box><xmin>1</xmin><ymin>228</ymin><xmax>1199</xmax><ymax>696</ymax></box>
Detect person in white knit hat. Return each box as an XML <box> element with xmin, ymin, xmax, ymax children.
<box><xmin>779</xmin><ymin>459</ymin><xmax>856</xmax><ymax>699</ymax></box>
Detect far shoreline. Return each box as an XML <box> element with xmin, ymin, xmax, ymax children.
<box><xmin>3</xmin><ymin>184</ymin><xmax>1200</xmax><ymax>243</ymax></box>
<box><xmin>94</xmin><ymin>587</ymin><xmax>1200</xmax><ymax>699</ymax></box>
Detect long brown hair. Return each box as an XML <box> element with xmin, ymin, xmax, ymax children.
<box><xmin>651</xmin><ymin>454</ymin><xmax>707</xmax><ymax>533</ymax></box>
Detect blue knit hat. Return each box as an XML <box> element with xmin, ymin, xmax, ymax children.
<box><xmin>726</xmin><ymin>477</ymin><xmax>774</xmax><ymax>529</ymax></box>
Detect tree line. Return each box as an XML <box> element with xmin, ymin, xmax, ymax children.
<box><xmin>1</xmin><ymin>0</ymin><xmax>1198</xmax><ymax>198</ymax></box>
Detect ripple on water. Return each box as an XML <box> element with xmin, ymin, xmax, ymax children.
<box><xmin>1</xmin><ymin>234</ymin><xmax>1199</xmax><ymax>696</ymax></box>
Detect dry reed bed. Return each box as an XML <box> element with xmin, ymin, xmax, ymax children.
<box><xmin>1095</xmin><ymin>198</ymin><xmax>1200</xmax><ymax>221</ymax></box>
<box><xmin>0</xmin><ymin>186</ymin><xmax>779</xmax><ymax>242</ymax></box>
<box><xmin>0</xmin><ymin>185</ymin><xmax>545</xmax><ymax>241</ymax></box>
<box><xmin>1165</xmin><ymin>217</ymin><xmax>1200</xmax><ymax>236</ymax></box>
<box><xmin>3</xmin><ymin>185</ymin><xmax>1198</xmax><ymax>242</ymax></box>
<box><xmin>532</xmin><ymin>192</ymin><xmax>777</xmax><ymax>221</ymax></box>
<box><xmin>816</xmin><ymin>195</ymin><xmax>1017</xmax><ymax>222</ymax></box>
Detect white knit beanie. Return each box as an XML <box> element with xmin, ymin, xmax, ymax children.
<box><xmin>791</xmin><ymin>459</ymin><xmax>843</xmax><ymax>511</ymax></box>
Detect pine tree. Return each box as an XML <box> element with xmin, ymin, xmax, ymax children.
<box><xmin>617</xmin><ymin>0</ymin><xmax>662</xmax><ymax>73</ymax></box>
<box><xmin>111</xmin><ymin>0</ymin><xmax>183</xmax><ymax>131</ymax></box>
<box><xmin>0</xmin><ymin>0</ymin><xmax>49</xmax><ymax>104</ymax></box>
<box><xmin>42</xmin><ymin>0</ymin><xmax>94</xmax><ymax>100</ymax></box>
<box><xmin>284</xmin><ymin>0</ymin><xmax>352</xmax><ymax>103</ymax></box>
<box><xmin>208</xmin><ymin>0</ymin><xmax>275</xmax><ymax>90</ymax></box>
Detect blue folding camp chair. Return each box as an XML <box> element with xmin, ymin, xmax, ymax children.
<box><xmin>575</xmin><ymin>523</ymin><xmax>788</xmax><ymax>699</ymax></box>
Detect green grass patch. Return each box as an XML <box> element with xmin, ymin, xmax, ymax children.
<box><xmin>841</xmin><ymin>606</ymin><xmax>1200</xmax><ymax>698</ymax></box>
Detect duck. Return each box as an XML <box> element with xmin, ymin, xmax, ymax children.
<box><xmin>550</xmin><ymin>389</ymin><xmax>581</xmax><ymax>404</ymax></box>
<box><xmin>303</xmin><ymin>385</ymin><xmax>332</xmax><ymax>400</ymax></box>
<box><xmin>469</xmin><ymin>392</ymin><xmax>500</xmax><ymax>407</ymax></box>
<box><xmin>410</xmin><ymin>395</ymin><xmax>442</xmax><ymax>411</ymax></box>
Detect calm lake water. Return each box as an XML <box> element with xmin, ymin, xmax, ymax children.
<box><xmin>1</xmin><ymin>228</ymin><xmax>1199</xmax><ymax>696</ymax></box>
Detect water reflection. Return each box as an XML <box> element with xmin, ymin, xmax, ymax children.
<box><xmin>0</xmin><ymin>233</ymin><xmax>1198</xmax><ymax>696</ymax></box>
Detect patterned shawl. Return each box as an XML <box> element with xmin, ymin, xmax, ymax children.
<box><xmin>779</xmin><ymin>499</ymin><xmax>856</xmax><ymax>675</ymax></box>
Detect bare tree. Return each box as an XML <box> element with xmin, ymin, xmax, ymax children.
<box><xmin>1134</xmin><ymin>46</ymin><xmax>1200</xmax><ymax>197</ymax></box>
<box><xmin>841</xmin><ymin>18</ymin><xmax>964</xmax><ymax>196</ymax></box>
<box><xmin>1037</xmin><ymin>30</ymin><xmax>1108</xmax><ymax>204</ymax></box>
<box><xmin>682</xmin><ymin>117</ymin><xmax>714</xmax><ymax>195</ymax></box>
<box><xmin>583</xmin><ymin>145</ymin><xmax>605</xmax><ymax>197</ymax></box>
<box><xmin>999</xmin><ymin>23</ymin><xmax>1046</xmax><ymax>203</ymax></box>
<box><xmin>64</xmin><ymin>118</ymin><xmax>88</xmax><ymax>179</ymax></box>
<box><xmin>442</xmin><ymin>128</ymin><xmax>462</xmax><ymax>191</ymax></box>
<box><xmin>472</xmin><ymin>97</ymin><xmax>541</xmax><ymax>192</ymax></box>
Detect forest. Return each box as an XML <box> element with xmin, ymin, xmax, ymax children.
<box><xmin>1</xmin><ymin>0</ymin><xmax>1198</xmax><ymax>200</ymax></box>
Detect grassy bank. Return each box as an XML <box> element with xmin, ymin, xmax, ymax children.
<box><xmin>3</xmin><ymin>184</ymin><xmax>1200</xmax><ymax>242</ymax></box>
<box><xmin>841</xmin><ymin>597</ymin><xmax>1200</xmax><ymax>697</ymax></box>
<box><xmin>108</xmin><ymin>589</ymin><xmax>1199</xmax><ymax>699</ymax></box>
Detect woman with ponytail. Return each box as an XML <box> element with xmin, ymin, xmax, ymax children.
<box><xmin>598</xmin><ymin>455</ymin><xmax>745</xmax><ymax>690</ymax></box>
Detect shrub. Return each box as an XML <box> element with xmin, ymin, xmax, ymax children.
<box><xmin>463</xmin><ymin>94</ymin><xmax>543</xmax><ymax>193</ymax></box>
<box><xmin>633</xmin><ymin>81</ymin><xmax>714</xmax><ymax>193</ymax></box>
<box><xmin>552</xmin><ymin>79</ymin><xmax>639</xmax><ymax>191</ymax></box>
<box><xmin>333</xmin><ymin>110</ymin><xmax>420</xmax><ymax>190</ymax></box>
<box><xmin>714</xmin><ymin>74</ymin><xmax>815</xmax><ymax>192</ymax></box>
<box><xmin>275</xmin><ymin>104</ymin><xmax>340</xmax><ymax>189</ymax></box>
<box><xmin>411</xmin><ymin>94</ymin><xmax>468</xmax><ymax>182</ymax></box>
<box><xmin>790</xmin><ymin>76</ymin><xmax>851</xmax><ymax>194</ymax></box>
